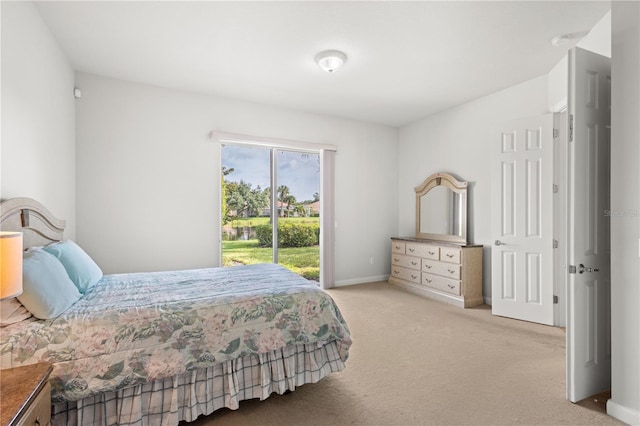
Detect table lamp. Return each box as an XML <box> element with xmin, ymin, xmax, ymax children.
<box><xmin>0</xmin><ymin>232</ymin><xmax>23</xmax><ymax>300</ymax></box>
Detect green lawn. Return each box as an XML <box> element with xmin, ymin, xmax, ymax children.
<box><xmin>222</xmin><ymin>239</ymin><xmax>319</xmax><ymax>281</ymax></box>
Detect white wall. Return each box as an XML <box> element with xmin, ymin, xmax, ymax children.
<box><xmin>75</xmin><ymin>73</ymin><xmax>398</xmax><ymax>284</ymax></box>
<box><xmin>548</xmin><ymin>11</ymin><xmax>612</xmax><ymax>112</ymax></box>
<box><xmin>608</xmin><ymin>2</ymin><xmax>640</xmax><ymax>424</ymax></box>
<box><xmin>398</xmin><ymin>76</ymin><xmax>549</xmax><ymax>300</ymax></box>
<box><xmin>578</xmin><ymin>10</ymin><xmax>612</xmax><ymax>58</ymax></box>
<box><xmin>1</xmin><ymin>2</ymin><xmax>76</xmax><ymax>238</ymax></box>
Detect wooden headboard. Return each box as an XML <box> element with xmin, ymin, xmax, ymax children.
<box><xmin>0</xmin><ymin>198</ymin><xmax>65</xmax><ymax>249</ymax></box>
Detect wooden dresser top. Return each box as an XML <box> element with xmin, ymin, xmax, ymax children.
<box><xmin>0</xmin><ymin>362</ymin><xmax>52</xmax><ymax>426</ymax></box>
<box><xmin>391</xmin><ymin>236</ymin><xmax>482</xmax><ymax>248</ymax></box>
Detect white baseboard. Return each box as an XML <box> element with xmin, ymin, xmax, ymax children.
<box><xmin>334</xmin><ymin>275</ymin><xmax>389</xmax><ymax>287</ymax></box>
<box><xmin>607</xmin><ymin>399</ymin><xmax>640</xmax><ymax>425</ymax></box>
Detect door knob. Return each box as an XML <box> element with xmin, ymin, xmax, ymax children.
<box><xmin>495</xmin><ymin>240</ymin><xmax>504</xmax><ymax>246</ymax></box>
<box><xmin>578</xmin><ymin>264</ymin><xmax>600</xmax><ymax>274</ymax></box>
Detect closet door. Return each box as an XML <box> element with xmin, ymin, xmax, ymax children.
<box><xmin>491</xmin><ymin>114</ymin><xmax>554</xmax><ymax>325</ymax></box>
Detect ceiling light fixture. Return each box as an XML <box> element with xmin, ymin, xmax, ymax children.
<box><xmin>551</xmin><ymin>30</ymin><xmax>590</xmax><ymax>47</ymax></box>
<box><xmin>315</xmin><ymin>50</ymin><xmax>347</xmax><ymax>73</ymax></box>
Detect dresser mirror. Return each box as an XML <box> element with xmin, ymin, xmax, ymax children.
<box><xmin>415</xmin><ymin>172</ymin><xmax>467</xmax><ymax>244</ymax></box>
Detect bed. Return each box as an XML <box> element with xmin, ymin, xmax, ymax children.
<box><xmin>0</xmin><ymin>197</ymin><xmax>351</xmax><ymax>426</ymax></box>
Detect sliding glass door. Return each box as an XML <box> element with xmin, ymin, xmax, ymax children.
<box><xmin>221</xmin><ymin>144</ymin><xmax>320</xmax><ymax>281</ymax></box>
<box><xmin>221</xmin><ymin>144</ymin><xmax>273</xmax><ymax>266</ymax></box>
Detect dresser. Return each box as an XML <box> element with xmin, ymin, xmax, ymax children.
<box><xmin>389</xmin><ymin>237</ymin><xmax>483</xmax><ymax>308</ymax></box>
<box><xmin>0</xmin><ymin>362</ymin><xmax>52</xmax><ymax>426</ymax></box>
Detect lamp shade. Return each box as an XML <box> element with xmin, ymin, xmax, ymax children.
<box><xmin>0</xmin><ymin>232</ymin><xmax>23</xmax><ymax>300</ymax></box>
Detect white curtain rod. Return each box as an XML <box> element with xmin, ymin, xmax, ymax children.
<box><xmin>210</xmin><ymin>130</ymin><xmax>337</xmax><ymax>152</ymax></box>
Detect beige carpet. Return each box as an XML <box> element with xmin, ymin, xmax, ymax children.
<box><xmin>186</xmin><ymin>282</ymin><xmax>622</xmax><ymax>425</ymax></box>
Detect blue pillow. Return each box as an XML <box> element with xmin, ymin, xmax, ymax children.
<box><xmin>43</xmin><ymin>240</ymin><xmax>103</xmax><ymax>293</ymax></box>
<box><xmin>18</xmin><ymin>249</ymin><xmax>81</xmax><ymax>319</ymax></box>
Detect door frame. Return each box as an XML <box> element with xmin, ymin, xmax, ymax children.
<box><xmin>553</xmin><ymin>109</ymin><xmax>569</xmax><ymax>328</ymax></box>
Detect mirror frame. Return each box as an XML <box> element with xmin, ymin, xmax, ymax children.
<box><xmin>415</xmin><ymin>172</ymin><xmax>468</xmax><ymax>244</ymax></box>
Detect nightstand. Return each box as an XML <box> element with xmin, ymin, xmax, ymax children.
<box><xmin>1</xmin><ymin>362</ymin><xmax>52</xmax><ymax>426</ymax></box>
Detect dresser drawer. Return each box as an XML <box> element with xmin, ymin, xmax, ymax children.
<box><xmin>390</xmin><ymin>265</ymin><xmax>421</xmax><ymax>284</ymax></box>
<box><xmin>391</xmin><ymin>240</ymin><xmax>406</xmax><ymax>254</ymax></box>
<box><xmin>391</xmin><ymin>254</ymin><xmax>421</xmax><ymax>270</ymax></box>
<box><xmin>422</xmin><ymin>259</ymin><xmax>461</xmax><ymax>280</ymax></box>
<box><xmin>422</xmin><ymin>274</ymin><xmax>461</xmax><ymax>296</ymax></box>
<box><xmin>406</xmin><ymin>243</ymin><xmax>439</xmax><ymax>260</ymax></box>
<box><xmin>440</xmin><ymin>247</ymin><xmax>461</xmax><ymax>264</ymax></box>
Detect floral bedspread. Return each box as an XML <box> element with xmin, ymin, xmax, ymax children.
<box><xmin>0</xmin><ymin>264</ymin><xmax>351</xmax><ymax>403</ymax></box>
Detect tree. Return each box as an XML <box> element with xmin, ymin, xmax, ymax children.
<box><xmin>225</xmin><ymin>179</ymin><xmax>270</xmax><ymax>222</ymax></box>
<box><xmin>294</xmin><ymin>204</ymin><xmax>307</xmax><ymax>217</ymax></box>
<box><xmin>247</xmin><ymin>185</ymin><xmax>270</xmax><ymax>217</ymax></box>
<box><xmin>283</xmin><ymin>195</ymin><xmax>296</xmax><ymax>217</ymax></box>
<box><xmin>277</xmin><ymin>185</ymin><xmax>289</xmax><ymax>216</ymax></box>
<box><xmin>277</xmin><ymin>185</ymin><xmax>297</xmax><ymax>217</ymax></box>
<box><xmin>221</xmin><ymin>167</ymin><xmax>235</xmax><ymax>225</ymax></box>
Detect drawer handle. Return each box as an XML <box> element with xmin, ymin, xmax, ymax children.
<box><xmin>446</xmin><ymin>253</ymin><xmax>454</xmax><ymax>258</ymax></box>
<box><xmin>448</xmin><ymin>269</ymin><xmax>455</xmax><ymax>274</ymax></box>
<box><xmin>447</xmin><ymin>284</ymin><xmax>455</xmax><ymax>289</ymax></box>
<box><xmin>395</xmin><ymin>245</ymin><xmax>401</xmax><ymax>249</ymax></box>
<box><xmin>425</xmin><ymin>278</ymin><xmax>432</xmax><ymax>283</ymax></box>
<box><xmin>411</xmin><ymin>274</ymin><xmax>418</xmax><ymax>279</ymax></box>
<box><xmin>411</xmin><ymin>261</ymin><xmax>418</xmax><ymax>266</ymax></box>
<box><xmin>394</xmin><ymin>258</ymin><xmax>400</xmax><ymax>262</ymax></box>
<box><xmin>428</xmin><ymin>251</ymin><xmax>435</xmax><ymax>255</ymax></box>
<box><xmin>394</xmin><ymin>270</ymin><xmax>400</xmax><ymax>275</ymax></box>
<box><xmin>424</xmin><ymin>265</ymin><xmax>432</xmax><ymax>269</ymax></box>
<box><xmin>408</xmin><ymin>248</ymin><xmax>415</xmax><ymax>253</ymax></box>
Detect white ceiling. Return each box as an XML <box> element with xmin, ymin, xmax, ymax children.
<box><xmin>35</xmin><ymin>1</ymin><xmax>610</xmax><ymax>127</ymax></box>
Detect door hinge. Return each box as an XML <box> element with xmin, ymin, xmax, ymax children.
<box><xmin>553</xmin><ymin>239</ymin><xmax>559</xmax><ymax>249</ymax></box>
<box><xmin>553</xmin><ymin>184</ymin><xmax>559</xmax><ymax>194</ymax></box>
<box><xmin>553</xmin><ymin>295</ymin><xmax>559</xmax><ymax>304</ymax></box>
<box><xmin>568</xmin><ymin>265</ymin><xmax>577</xmax><ymax>274</ymax></box>
<box><xmin>553</xmin><ymin>128</ymin><xmax>559</xmax><ymax>138</ymax></box>
<box><xmin>569</xmin><ymin>114</ymin><xmax>574</xmax><ymax>142</ymax></box>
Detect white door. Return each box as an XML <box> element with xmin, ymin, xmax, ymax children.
<box><xmin>566</xmin><ymin>47</ymin><xmax>611</xmax><ymax>403</ymax></box>
<box><xmin>491</xmin><ymin>114</ymin><xmax>555</xmax><ymax>325</ymax></box>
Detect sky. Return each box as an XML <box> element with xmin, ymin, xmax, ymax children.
<box><xmin>222</xmin><ymin>144</ymin><xmax>320</xmax><ymax>202</ymax></box>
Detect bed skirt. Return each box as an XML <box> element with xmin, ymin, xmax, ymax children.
<box><xmin>52</xmin><ymin>341</ymin><xmax>346</xmax><ymax>426</ymax></box>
